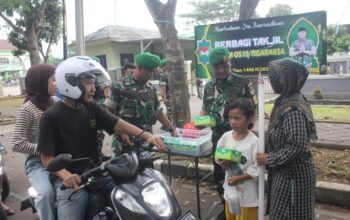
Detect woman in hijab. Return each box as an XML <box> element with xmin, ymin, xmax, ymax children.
<box><xmin>257</xmin><ymin>58</ymin><xmax>317</xmax><ymax>220</ymax></box>
<box><xmin>11</xmin><ymin>64</ymin><xmax>58</xmax><ymax>220</ymax></box>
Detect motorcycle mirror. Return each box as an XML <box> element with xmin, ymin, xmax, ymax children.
<box><xmin>47</xmin><ymin>154</ymin><xmax>72</xmax><ymax>172</ymax></box>
<box><xmin>150</xmin><ymin>107</ymin><xmax>163</xmax><ymax>125</ymax></box>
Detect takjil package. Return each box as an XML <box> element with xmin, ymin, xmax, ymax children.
<box><xmin>193</xmin><ymin>116</ymin><xmax>216</xmax><ymax>127</ymax></box>
<box><xmin>215</xmin><ymin>147</ymin><xmax>242</xmax><ymax>163</ymax></box>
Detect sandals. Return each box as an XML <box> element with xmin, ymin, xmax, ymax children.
<box><xmin>2</xmin><ymin>205</ymin><xmax>15</xmax><ymax>216</ymax></box>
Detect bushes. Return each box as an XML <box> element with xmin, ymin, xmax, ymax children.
<box><xmin>313</xmin><ymin>85</ymin><xmax>324</xmax><ymax>100</ymax></box>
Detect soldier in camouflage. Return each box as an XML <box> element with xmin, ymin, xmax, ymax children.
<box><xmin>289</xmin><ymin>27</ymin><xmax>316</xmax><ymax>68</ymax></box>
<box><xmin>199</xmin><ymin>47</ymin><xmax>256</xmax><ymax>220</ymax></box>
<box><xmin>93</xmin><ymin>80</ymin><xmax>111</xmax><ymax>159</ymax></box>
<box><xmin>159</xmin><ymin>59</ymin><xmax>172</xmax><ymax>122</ymax></box>
<box><xmin>104</xmin><ymin>53</ymin><xmax>177</xmax><ymax>156</ymax></box>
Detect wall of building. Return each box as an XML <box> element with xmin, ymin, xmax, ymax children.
<box><xmin>0</xmin><ymin>50</ymin><xmax>29</xmax><ymax>78</ymax></box>
<box><xmin>152</xmin><ymin>40</ymin><xmax>195</xmax><ymax>67</ymax></box>
<box><xmin>111</xmin><ymin>42</ymin><xmax>141</xmax><ymax>68</ymax></box>
<box><xmin>85</xmin><ymin>41</ymin><xmax>114</xmax><ymax>70</ymax></box>
<box><xmin>301</xmin><ymin>75</ymin><xmax>350</xmax><ymax>99</ymax></box>
<box><xmin>86</xmin><ymin>39</ymin><xmax>196</xmax><ymax>80</ymax></box>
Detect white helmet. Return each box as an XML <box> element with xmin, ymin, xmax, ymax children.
<box><xmin>56</xmin><ymin>56</ymin><xmax>111</xmax><ymax>100</ymax></box>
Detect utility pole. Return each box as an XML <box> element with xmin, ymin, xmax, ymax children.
<box><xmin>63</xmin><ymin>0</ymin><xmax>68</xmax><ymax>59</ymax></box>
<box><xmin>113</xmin><ymin>0</ymin><xmax>117</xmax><ymax>25</ymax></box>
<box><xmin>75</xmin><ymin>0</ymin><xmax>85</xmax><ymax>55</ymax></box>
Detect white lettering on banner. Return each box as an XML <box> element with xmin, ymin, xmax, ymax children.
<box><xmin>214</xmin><ymin>20</ymin><xmax>285</xmax><ymax>33</ymax></box>
<box><xmin>215</xmin><ymin>36</ymin><xmax>284</xmax><ymax>49</ymax></box>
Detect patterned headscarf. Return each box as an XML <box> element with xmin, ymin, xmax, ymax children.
<box><xmin>268</xmin><ymin>58</ymin><xmax>309</xmax><ymax>97</ymax></box>
<box><xmin>24</xmin><ymin>64</ymin><xmax>56</xmax><ymax>111</ymax></box>
<box><xmin>268</xmin><ymin>58</ymin><xmax>317</xmax><ymax>140</ymax></box>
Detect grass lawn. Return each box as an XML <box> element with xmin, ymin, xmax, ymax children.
<box><xmin>265</xmin><ymin>103</ymin><xmax>350</xmax><ymax>122</ymax></box>
<box><xmin>166</xmin><ymin>148</ymin><xmax>350</xmax><ymax>185</ymax></box>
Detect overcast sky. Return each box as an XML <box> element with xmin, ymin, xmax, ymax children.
<box><xmin>2</xmin><ymin>0</ymin><xmax>350</xmax><ymax>57</ymax></box>
<box><xmin>66</xmin><ymin>0</ymin><xmax>350</xmax><ymax>39</ymax></box>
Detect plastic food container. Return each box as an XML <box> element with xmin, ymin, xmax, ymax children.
<box><xmin>159</xmin><ymin>128</ymin><xmax>213</xmax><ymax>156</ymax></box>
<box><xmin>215</xmin><ymin>148</ymin><xmax>242</xmax><ymax>163</ymax></box>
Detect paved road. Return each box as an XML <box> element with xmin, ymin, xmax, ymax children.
<box><xmin>1</xmin><ymin>122</ymin><xmax>350</xmax><ymax>220</ymax></box>
<box><xmin>1</xmin><ymin>95</ymin><xmax>350</xmax><ymax>219</ymax></box>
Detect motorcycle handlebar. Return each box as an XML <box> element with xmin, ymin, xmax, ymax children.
<box><xmin>60</xmin><ymin>165</ymin><xmax>104</xmax><ymax>190</ymax></box>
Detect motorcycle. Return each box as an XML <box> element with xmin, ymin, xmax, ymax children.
<box><xmin>0</xmin><ymin>136</ymin><xmax>11</xmax><ymax>219</ymax></box>
<box><xmin>0</xmin><ymin>139</ymin><xmax>10</xmax><ymax>202</ymax></box>
<box><xmin>21</xmin><ymin>145</ymin><xmax>197</xmax><ymax>220</ymax></box>
<box><xmin>21</xmin><ymin>107</ymin><xmax>198</xmax><ymax>219</ymax></box>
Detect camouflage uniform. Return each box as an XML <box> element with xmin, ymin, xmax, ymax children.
<box><xmin>159</xmin><ymin>71</ymin><xmax>172</xmax><ymax>120</ymax></box>
<box><xmin>202</xmin><ymin>72</ymin><xmax>256</xmax><ymax>195</ymax></box>
<box><xmin>291</xmin><ymin>39</ymin><xmax>315</xmax><ymax>68</ymax></box>
<box><xmin>105</xmin><ymin>73</ymin><xmax>160</xmax><ymax>156</ymax></box>
<box><xmin>94</xmin><ymin>94</ymin><xmax>107</xmax><ymax>159</ymax></box>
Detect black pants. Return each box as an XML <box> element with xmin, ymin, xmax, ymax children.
<box><xmin>212</xmin><ymin>138</ymin><xmax>225</xmax><ymax>198</ymax></box>
<box><xmin>212</xmin><ymin>137</ymin><xmax>227</xmax><ymax>220</ymax></box>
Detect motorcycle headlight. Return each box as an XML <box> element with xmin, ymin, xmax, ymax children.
<box><xmin>142</xmin><ymin>182</ymin><xmax>172</xmax><ymax>217</ymax></box>
<box><xmin>114</xmin><ymin>189</ymin><xmax>146</xmax><ymax>214</ymax></box>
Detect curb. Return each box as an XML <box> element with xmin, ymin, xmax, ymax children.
<box><xmin>0</xmin><ymin>119</ymin><xmax>16</xmax><ymax>126</ymax></box>
<box><xmin>154</xmin><ymin>159</ymin><xmax>350</xmax><ymax>209</ymax></box>
<box><xmin>0</xmin><ymin>95</ymin><xmax>25</xmax><ymax>100</ymax></box>
<box><xmin>312</xmin><ymin>142</ymin><xmax>350</xmax><ymax>150</ymax></box>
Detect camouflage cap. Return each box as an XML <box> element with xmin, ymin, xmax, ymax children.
<box><xmin>136</xmin><ymin>52</ymin><xmax>161</xmax><ymax>69</ymax></box>
<box><xmin>160</xmin><ymin>59</ymin><xmax>168</xmax><ymax>67</ymax></box>
<box><xmin>209</xmin><ymin>47</ymin><xmax>230</xmax><ymax>66</ymax></box>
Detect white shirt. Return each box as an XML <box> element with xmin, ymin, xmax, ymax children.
<box><xmin>216</xmin><ymin>130</ymin><xmax>259</xmax><ymax>207</ymax></box>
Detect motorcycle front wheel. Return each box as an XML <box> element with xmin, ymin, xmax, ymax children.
<box><xmin>1</xmin><ymin>173</ymin><xmax>9</xmax><ymax>201</ymax></box>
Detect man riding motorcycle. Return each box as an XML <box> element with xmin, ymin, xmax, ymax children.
<box><xmin>37</xmin><ymin>56</ymin><xmax>165</xmax><ymax>220</ymax></box>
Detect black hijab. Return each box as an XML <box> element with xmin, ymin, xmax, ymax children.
<box><xmin>268</xmin><ymin>58</ymin><xmax>317</xmax><ymax>140</ymax></box>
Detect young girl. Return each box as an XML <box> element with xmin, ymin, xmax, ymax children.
<box><xmin>216</xmin><ymin>98</ymin><xmax>258</xmax><ymax>220</ymax></box>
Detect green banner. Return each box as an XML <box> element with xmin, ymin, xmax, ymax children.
<box><xmin>195</xmin><ymin>11</ymin><xmax>327</xmax><ymax>78</ymax></box>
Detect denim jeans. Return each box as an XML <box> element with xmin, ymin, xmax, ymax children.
<box><xmin>25</xmin><ymin>156</ymin><xmax>56</xmax><ymax>220</ymax></box>
<box><xmin>53</xmin><ymin>178</ymin><xmax>88</xmax><ymax>220</ymax></box>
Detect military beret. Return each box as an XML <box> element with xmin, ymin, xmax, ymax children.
<box><xmin>160</xmin><ymin>59</ymin><xmax>168</xmax><ymax>67</ymax></box>
<box><xmin>209</xmin><ymin>47</ymin><xmax>230</xmax><ymax>66</ymax></box>
<box><xmin>136</xmin><ymin>52</ymin><xmax>161</xmax><ymax>69</ymax></box>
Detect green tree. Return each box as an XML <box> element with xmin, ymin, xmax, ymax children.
<box><xmin>0</xmin><ymin>0</ymin><xmax>62</xmax><ymax>65</ymax></box>
<box><xmin>239</xmin><ymin>0</ymin><xmax>259</xmax><ymax>21</ymax></box>
<box><xmin>180</xmin><ymin>0</ymin><xmax>240</xmax><ymax>25</ymax></box>
<box><xmin>326</xmin><ymin>24</ymin><xmax>350</xmax><ymax>55</ymax></box>
<box><xmin>180</xmin><ymin>0</ymin><xmax>260</xmax><ymax>25</ymax></box>
<box><xmin>266</xmin><ymin>4</ymin><xmax>293</xmax><ymax>17</ymax></box>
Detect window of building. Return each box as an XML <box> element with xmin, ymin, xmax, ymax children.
<box><xmin>120</xmin><ymin>54</ymin><xmax>134</xmax><ymax>67</ymax></box>
<box><xmin>0</xmin><ymin>57</ymin><xmax>9</xmax><ymax>65</ymax></box>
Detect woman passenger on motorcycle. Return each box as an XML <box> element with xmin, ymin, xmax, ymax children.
<box><xmin>11</xmin><ymin>64</ymin><xmax>58</xmax><ymax>220</ymax></box>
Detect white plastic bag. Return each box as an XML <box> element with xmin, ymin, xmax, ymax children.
<box><xmin>223</xmin><ymin>182</ymin><xmax>241</xmax><ymax>215</ymax></box>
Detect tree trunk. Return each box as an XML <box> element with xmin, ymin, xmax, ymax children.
<box><xmin>239</xmin><ymin>0</ymin><xmax>260</xmax><ymax>21</ymax></box>
<box><xmin>144</xmin><ymin>0</ymin><xmax>191</xmax><ymax>127</ymax></box>
<box><xmin>26</xmin><ymin>26</ymin><xmax>41</xmax><ymax>65</ymax></box>
<box><xmin>239</xmin><ymin>0</ymin><xmax>260</xmax><ymax>107</ymax></box>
